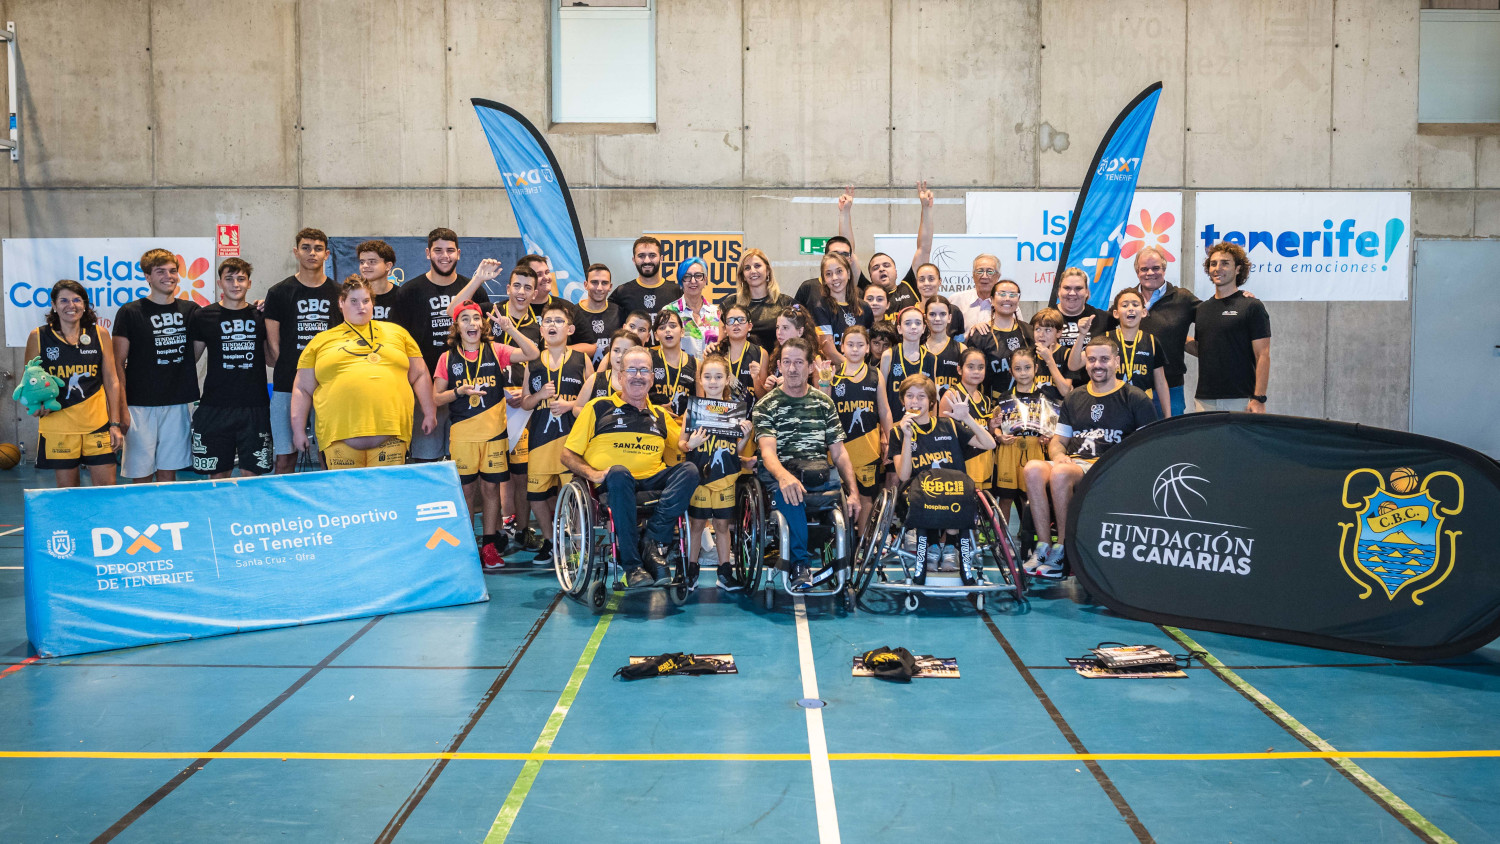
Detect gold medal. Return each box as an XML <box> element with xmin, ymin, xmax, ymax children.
<box><xmin>81</xmin><ymin>334</ymin><xmax>92</xmax><ymax>345</ymax></box>
<box><xmin>368</xmin><ymin>352</ymin><xmax>381</xmax><ymax>365</ymax></box>
<box><xmin>468</xmin><ymin>393</ymin><xmax>481</xmax><ymax>408</ymax></box>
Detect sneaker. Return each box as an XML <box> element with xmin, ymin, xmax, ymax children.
<box><xmin>1044</xmin><ymin>544</ymin><xmax>1066</xmax><ymax>567</ymax></box>
<box><xmin>791</xmin><ymin>563</ymin><xmax>813</xmax><ymax>592</ymax></box>
<box><xmin>532</xmin><ymin>538</ymin><xmax>554</xmax><ymax>566</ymax></box>
<box><xmin>1023</xmin><ymin>542</ymin><xmax>1051</xmax><ymax>574</ymax></box>
<box><xmin>480</xmin><ymin>542</ymin><xmax>505</xmax><ymax>571</ymax></box>
<box><xmin>522</xmin><ymin>527</ymin><xmax>544</xmax><ymax>551</ymax></box>
<box><xmin>489</xmin><ymin>532</ymin><xmax>511</xmax><ymax>556</ymax></box>
<box><xmin>715</xmin><ymin>565</ymin><xmax>744</xmax><ymax>592</ymax></box>
<box><xmin>938</xmin><ymin>545</ymin><xmax>960</xmax><ymax>572</ymax></box>
<box><xmin>1031</xmin><ymin>561</ymin><xmax>1067</xmax><ymax>580</ymax></box>
<box><xmin>625</xmin><ymin>567</ymin><xmax>654</xmax><ymax>588</ymax></box>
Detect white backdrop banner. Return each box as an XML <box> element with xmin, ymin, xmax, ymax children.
<box><xmin>1191</xmin><ymin>192</ymin><xmax>1410</xmax><ymax>301</ymax></box>
<box><xmin>965</xmin><ymin>191</ymin><xmax>1183</xmax><ymax>300</ymax></box>
<box><xmin>4</xmin><ymin>238</ymin><xmax>216</xmax><ymax>346</ymax></box>
<box><xmin>871</xmin><ymin>234</ymin><xmax>1020</xmax><ymax>299</ymax></box>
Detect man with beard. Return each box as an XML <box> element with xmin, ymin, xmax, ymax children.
<box><xmin>608</xmin><ymin>236</ymin><xmax>680</xmax><ymax>320</ymax></box>
<box><xmin>1022</xmin><ymin>335</ymin><xmax>1156</xmax><ymax>579</ymax></box>
<box><xmin>393</xmin><ymin>227</ymin><xmax>483</xmax><ymax>462</ymax></box>
<box><xmin>1052</xmin><ymin>268</ymin><xmax>1107</xmax><ymax>387</ymax></box>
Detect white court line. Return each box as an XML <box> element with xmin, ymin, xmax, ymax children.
<box><xmin>0</xmin><ymin>527</ymin><xmax>22</xmax><ymax>537</ymax></box>
<box><xmin>0</xmin><ymin>566</ymin><xmax>19</xmax><ymax>570</ymax></box>
<box><xmin>793</xmin><ymin>595</ymin><xmax>841</xmax><ymax>844</ymax></box>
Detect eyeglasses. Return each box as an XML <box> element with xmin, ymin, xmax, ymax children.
<box><xmin>624</xmin><ymin>367</ymin><xmax>653</xmax><ymax>376</ymax></box>
<box><xmin>995</xmin><ymin>291</ymin><xmax>1021</xmax><ymax>300</ymax></box>
<box><xmin>725</xmin><ymin>316</ymin><xmax>748</xmax><ymax>325</ymax></box>
<box><xmin>974</xmin><ymin>268</ymin><xmax>999</xmax><ymax>277</ymax></box>
<box><xmin>681</xmin><ymin>272</ymin><xmax>707</xmax><ymax>282</ymax></box>
<box><xmin>541</xmin><ymin>317</ymin><xmax>569</xmax><ymax>326</ymax></box>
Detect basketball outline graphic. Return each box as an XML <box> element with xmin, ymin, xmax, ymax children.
<box><xmin>1152</xmin><ymin>462</ymin><xmax>1208</xmax><ymax>519</ymax></box>
<box><xmin>1390</xmin><ymin>467</ymin><xmax>1418</xmax><ymax>494</ymax></box>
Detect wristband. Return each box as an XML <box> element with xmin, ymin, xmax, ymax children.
<box><xmin>107</xmin><ymin>421</ymin><xmax>121</xmax><ymax>429</ymax></box>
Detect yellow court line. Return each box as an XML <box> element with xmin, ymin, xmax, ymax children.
<box><xmin>1</xmin><ymin>749</ymin><xmax>1497</xmax><ymax>763</ymax></box>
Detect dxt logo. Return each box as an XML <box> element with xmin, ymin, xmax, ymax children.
<box><xmin>92</xmin><ymin>522</ymin><xmax>190</xmax><ymax>557</ymax></box>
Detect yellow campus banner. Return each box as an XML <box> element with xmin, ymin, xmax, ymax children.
<box><xmin>648</xmin><ymin>232</ymin><xmax>743</xmax><ymax>304</ymax></box>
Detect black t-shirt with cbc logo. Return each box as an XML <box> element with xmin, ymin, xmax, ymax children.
<box><xmin>113</xmin><ymin>296</ymin><xmax>200</xmax><ymax>406</ymax></box>
<box><xmin>264</xmin><ymin>276</ymin><xmax>342</xmax><ymax>392</ymax></box>
<box><xmin>189</xmin><ymin>303</ymin><xmax>269</xmax><ymax>408</ymax></box>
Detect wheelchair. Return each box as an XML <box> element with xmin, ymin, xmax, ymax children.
<box><xmin>851</xmin><ymin>482</ymin><xmax>1027</xmax><ymax>612</ymax></box>
<box><xmin>729</xmin><ymin>469</ymin><xmax>856</xmax><ymax>611</ymax></box>
<box><xmin>551</xmin><ymin>476</ymin><xmax>694</xmax><ymax>614</ymax></box>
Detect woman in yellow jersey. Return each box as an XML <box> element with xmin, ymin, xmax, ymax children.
<box><xmin>580</xmin><ymin>329</ymin><xmax>640</xmax><ymax>402</ymax></box>
<box><xmin>433</xmin><ymin>301</ymin><xmax>540</xmax><ymax>570</ymax></box>
<box><xmin>938</xmin><ymin>347</ymin><xmax>999</xmax><ymax>489</ymax></box>
<box><xmin>23</xmin><ymin>280</ymin><xmax>124</xmax><ymax>487</ymax></box>
<box><xmin>292</xmin><ymin>277</ymin><xmax>435</xmax><ymax>469</ymax></box>
<box><xmin>821</xmin><ymin>325</ymin><xmax>889</xmax><ymax>524</ymax></box>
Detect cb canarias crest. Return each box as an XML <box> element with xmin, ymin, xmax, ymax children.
<box><xmin>1338</xmin><ymin>467</ymin><xmax>1464</xmax><ymax>604</ymax></box>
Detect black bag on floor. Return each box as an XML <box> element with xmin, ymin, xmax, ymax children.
<box><xmin>861</xmin><ymin>646</ymin><xmax>918</xmax><ymax>682</ymax></box>
<box><xmin>615</xmin><ymin>653</ymin><xmax>725</xmax><ymax>680</ymax></box>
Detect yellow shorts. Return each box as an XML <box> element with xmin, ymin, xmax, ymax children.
<box><xmin>451</xmin><ymin>437</ymin><xmax>509</xmax><ymax>482</ymax></box>
<box><xmin>852</xmin><ymin>461</ymin><xmax>878</xmax><ymax>498</ymax></box>
<box><xmin>527</xmin><ymin>470</ymin><xmax>572</xmax><ymax>500</ymax></box>
<box><xmin>509</xmin><ymin>427</ymin><xmax>529</xmax><ymax>468</ymax></box>
<box><xmin>689</xmin><ymin>473</ymin><xmax>739</xmax><ymax>518</ymax></box>
<box><xmin>324</xmin><ymin>437</ymin><xmax>407</xmax><ymax>470</ymax></box>
<box><xmin>36</xmin><ymin>425</ymin><xmax>115</xmax><ymax>470</ymax></box>
<box><xmin>992</xmin><ymin>437</ymin><xmax>1046</xmax><ymax>491</ymax></box>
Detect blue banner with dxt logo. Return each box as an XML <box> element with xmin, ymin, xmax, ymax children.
<box><xmin>1052</xmin><ymin>82</ymin><xmax>1163</xmax><ymax>311</ymax></box>
<box><xmin>23</xmin><ymin>464</ymin><xmax>487</xmax><ymax>657</ymax></box>
<box><xmin>472</xmin><ymin>98</ymin><xmax>591</xmax><ymax>304</ymax></box>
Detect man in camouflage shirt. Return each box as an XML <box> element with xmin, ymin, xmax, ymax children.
<box><xmin>752</xmin><ymin>337</ymin><xmax>862</xmax><ymax>590</ymax></box>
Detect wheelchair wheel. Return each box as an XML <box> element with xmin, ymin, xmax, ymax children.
<box><xmin>733</xmin><ymin>475</ymin><xmax>766</xmax><ymax>594</ymax></box>
<box><xmin>553</xmin><ymin>479</ymin><xmax>595</xmax><ymax>596</ymax></box>
<box><xmin>762</xmin><ymin>578</ymin><xmax>776</xmax><ymax>610</ymax></box>
<box><xmin>978</xmin><ymin>490</ymin><xmax>1027</xmax><ymax>600</ymax></box>
<box><xmin>902</xmin><ymin>593</ymin><xmax>920</xmax><ymax>613</ymax></box>
<box><xmin>971</xmin><ymin>592</ymin><xmax>985</xmax><ymax>612</ymax></box>
<box><xmin>669</xmin><ymin>580</ymin><xmax>691</xmax><ymax>606</ymax></box>
<box><xmin>586</xmin><ymin>579</ymin><xmax>608</xmax><ymax>614</ymax></box>
<box><xmin>853</xmin><ymin>488</ymin><xmax>897</xmax><ymax>597</ymax></box>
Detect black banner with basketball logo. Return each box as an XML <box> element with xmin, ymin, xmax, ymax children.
<box><xmin>1065</xmin><ymin>413</ymin><xmax>1500</xmax><ymax>660</ymax></box>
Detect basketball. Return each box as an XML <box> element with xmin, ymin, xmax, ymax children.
<box><xmin>1390</xmin><ymin>467</ymin><xmax>1419</xmax><ymax>493</ymax></box>
<box><xmin>0</xmin><ymin>443</ymin><xmax>19</xmax><ymax>470</ymax></box>
<box><xmin>1378</xmin><ymin>501</ymin><xmax>1397</xmax><ymax>516</ymax></box>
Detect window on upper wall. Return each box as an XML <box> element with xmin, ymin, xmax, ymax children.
<box><xmin>551</xmin><ymin>0</ymin><xmax>656</xmax><ymax>129</ymax></box>
<box><xmin>1418</xmin><ymin>9</ymin><xmax>1500</xmax><ymax>124</ymax></box>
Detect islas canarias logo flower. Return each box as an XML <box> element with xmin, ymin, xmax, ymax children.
<box><xmin>1120</xmin><ymin>209</ymin><xmax>1176</xmax><ymax>264</ymax></box>
<box><xmin>175</xmin><ymin>254</ymin><xmax>212</xmax><ymax>306</ymax></box>
<box><xmin>1338</xmin><ymin>467</ymin><xmax>1464</xmax><ymax>605</ymax></box>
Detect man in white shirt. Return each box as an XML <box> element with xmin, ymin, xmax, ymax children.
<box><xmin>949</xmin><ymin>253</ymin><xmax>1000</xmax><ymax>337</ymax></box>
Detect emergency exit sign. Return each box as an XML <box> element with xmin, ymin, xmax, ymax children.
<box><xmin>800</xmin><ymin>236</ymin><xmax>829</xmax><ymax>254</ymax></box>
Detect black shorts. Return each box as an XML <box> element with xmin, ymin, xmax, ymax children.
<box><xmin>191</xmin><ymin>405</ymin><xmax>274</xmax><ymax>475</ymax></box>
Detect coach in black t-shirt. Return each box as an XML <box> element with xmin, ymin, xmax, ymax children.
<box><xmin>393</xmin><ymin>227</ymin><xmax>485</xmax><ymax>461</ymax></box>
<box><xmin>1187</xmin><ymin>241</ymin><xmax>1271</xmax><ymax>413</ymax></box>
<box><xmin>190</xmin><ymin>258</ymin><xmax>272</xmax><ymax>478</ymax></box>
<box><xmin>608</xmin><ymin>236</ymin><xmax>679</xmax><ymax>319</ymax></box>
<box><xmin>112</xmin><ymin>247</ymin><xmax>200</xmax><ymax>482</ymax></box>
<box><xmin>264</xmin><ymin>227</ymin><xmax>341</xmax><ymax>474</ymax></box>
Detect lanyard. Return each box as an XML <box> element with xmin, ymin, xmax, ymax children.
<box><xmin>545</xmin><ymin>349</ymin><xmax>572</xmax><ymax>399</ymax></box>
<box><xmin>898</xmin><ymin>344</ymin><xmax>928</xmax><ymax>380</ymax></box>
<box><xmin>460</xmin><ymin>344</ymin><xmax>487</xmax><ymax>408</ymax></box>
<box><xmin>1115</xmin><ymin>328</ymin><xmax>1142</xmax><ymax>382</ymax></box>
<box><xmin>832</xmin><ymin>361</ymin><xmax>867</xmax><ymax>387</ymax></box>
<box><xmin>659</xmin><ymin>349</ymin><xmax>684</xmax><ymax>398</ymax></box>
<box><xmin>346</xmin><ymin>322</ymin><xmax>383</xmax><ymax>362</ymax></box>
<box><xmin>958</xmin><ymin>384</ymin><xmax>990</xmax><ymax>419</ymax></box>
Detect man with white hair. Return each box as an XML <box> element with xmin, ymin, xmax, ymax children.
<box><xmin>949</xmin><ymin>253</ymin><xmax>1002</xmax><ymax>335</ymax></box>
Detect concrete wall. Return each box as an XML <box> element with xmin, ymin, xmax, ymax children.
<box><xmin>0</xmin><ymin>0</ymin><xmax>1490</xmax><ymax>449</ymax></box>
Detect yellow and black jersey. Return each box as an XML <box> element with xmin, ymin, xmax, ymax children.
<box><xmin>525</xmin><ymin>349</ymin><xmax>589</xmax><ymax>474</ymax></box>
<box><xmin>438</xmin><ymin>343</ymin><xmax>513</xmax><ymax>444</ymax></box>
<box><xmin>687</xmin><ymin>426</ymin><xmax>745</xmax><ymax>486</ymax></box>
<box><xmin>885</xmin><ymin>344</ymin><xmax>929</xmax><ymax>413</ymax></box>
<box><xmin>725</xmin><ymin>342</ymin><xmax>766</xmax><ymax>397</ymax></box>
<box><xmin>565</xmin><ymin>394</ymin><xmax>683</xmax><ymax>480</ymax></box>
<box><xmin>1113</xmin><ymin>328</ymin><xmax>1163</xmax><ymax>394</ymax></box>
<box><xmin>37</xmin><ymin>325</ymin><xmax>108</xmax><ymax>435</ymax></box>
<box><xmin>925</xmin><ymin>338</ymin><xmax>965</xmax><ymax>396</ymax></box>
<box><xmin>829</xmin><ymin>362</ymin><xmax>881</xmax><ymax>470</ymax></box>
<box><xmin>949</xmin><ymin>385</ymin><xmax>995</xmax><ymax>487</ymax></box>
<box><xmin>587</xmin><ymin>372</ymin><xmax>621</xmax><ymax>402</ymax></box>
<box><xmin>492</xmin><ymin>305</ymin><xmax>541</xmax><ymax>349</ymax></box>
<box><xmin>649</xmin><ymin>349</ymin><xmax>698</xmax><ymax>416</ymax></box>
<box><xmin>890</xmin><ymin>417</ymin><xmax>963</xmax><ymax>475</ymax></box>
